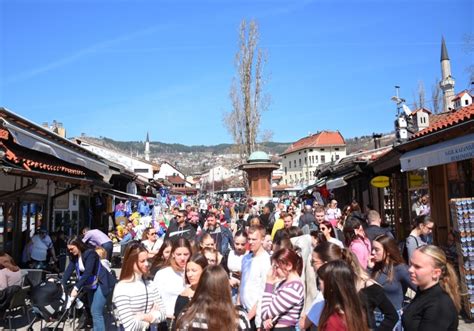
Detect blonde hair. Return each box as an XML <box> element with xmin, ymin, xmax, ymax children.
<box><xmin>417</xmin><ymin>245</ymin><xmax>461</xmax><ymax>311</ymax></box>
<box><xmin>95</xmin><ymin>246</ymin><xmax>107</xmax><ymax>260</ymax></box>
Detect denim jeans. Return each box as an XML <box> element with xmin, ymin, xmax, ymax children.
<box><xmin>89</xmin><ymin>286</ymin><xmax>106</xmax><ymax>331</ymax></box>
<box><xmin>101</xmin><ymin>241</ymin><xmax>114</xmax><ymax>261</ymax></box>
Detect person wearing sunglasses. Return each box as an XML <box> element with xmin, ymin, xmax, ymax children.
<box><xmin>164</xmin><ymin>210</ymin><xmax>196</xmax><ymax>243</ymax></box>
<box><xmin>142</xmin><ymin>227</ymin><xmax>161</xmax><ymax>258</ymax></box>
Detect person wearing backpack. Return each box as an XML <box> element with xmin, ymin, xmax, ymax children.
<box><xmin>405</xmin><ymin>215</ymin><xmax>434</xmax><ymax>262</ymax></box>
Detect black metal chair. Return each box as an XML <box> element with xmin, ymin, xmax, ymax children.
<box><xmin>4</xmin><ymin>286</ymin><xmax>31</xmax><ymax>330</ymax></box>
<box><xmin>21</xmin><ymin>269</ymin><xmax>47</xmax><ymax>287</ymax></box>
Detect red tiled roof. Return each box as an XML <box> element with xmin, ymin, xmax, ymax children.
<box><xmin>452</xmin><ymin>90</ymin><xmax>472</xmax><ymax>101</ymax></box>
<box><xmin>166</xmin><ymin>175</ymin><xmax>186</xmax><ymax>184</ymax></box>
<box><xmin>410</xmin><ymin>104</ymin><xmax>474</xmax><ymax>139</ymax></box>
<box><xmin>410</xmin><ymin>107</ymin><xmax>432</xmax><ymax>116</ymax></box>
<box><xmin>282</xmin><ymin>131</ymin><xmax>345</xmax><ymax>155</ymax></box>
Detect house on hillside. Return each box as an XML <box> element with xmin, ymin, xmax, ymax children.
<box><xmin>156</xmin><ymin>160</ymin><xmax>185</xmax><ymax>180</ymax></box>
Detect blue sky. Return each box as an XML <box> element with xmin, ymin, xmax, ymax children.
<box><xmin>0</xmin><ymin>0</ymin><xmax>472</xmax><ymax>145</ymax></box>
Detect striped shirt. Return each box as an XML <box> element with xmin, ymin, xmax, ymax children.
<box><xmin>261</xmin><ymin>279</ymin><xmax>304</xmax><ymax>327</ymax></box>
<box><xmin>176</xmin><ymin>306</ymin><xmax>251</xmax><ymax>330</ymax></box>
<box><xmin>112</xmin><ymin>276</ymin><xmax>166</xmax><ymax>331</ymax></box>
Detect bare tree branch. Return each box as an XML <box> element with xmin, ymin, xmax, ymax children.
<box><xmin>431</xmin><ymin>78</ymin><xmax>442</xmax><ymax>114</ymax></box>
<box><xmin>223</xmin><ymin>18</ymin><xmax>270</xmax><ymax>161</ymax></box>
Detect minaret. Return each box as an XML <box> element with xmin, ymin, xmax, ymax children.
<box><xmin>145</xmin><ymin>132</ymin><xmax>150</xmax><ymax>161</ymax></box>
<box><xmin>439</xmin><ymin>37</ymin><xmax>455</xmax><ymax>112</ymax></box>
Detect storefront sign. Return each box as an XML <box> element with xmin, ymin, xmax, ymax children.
<box><xmin>408</xmin><ymin>174</ymin><xmax>424</xmax><ymax>188</ymax></box>
<box><xmin>370</xmin><ymin>176</ymin><xmax>390</xmax><ymax>188</ymax></box>
<box><xmin>400</xmin><ymin>133</ymin><xmax>474</xmax><ymax>171</ymax></box>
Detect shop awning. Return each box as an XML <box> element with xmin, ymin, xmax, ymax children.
<box><xmin>326</xmin><ymin>176</ymin><xmax>348</xmax><ymax>190</ymax></box>
<box><xmin>104</xmin><ymin>188</ymin><xmax>143</xmax><ymax>201</ymax></box>
<box><xmin>400</xmin><ymin>133</ymin><xmax>474</xmax><ymax>171</ymax></box>
<box><xmin>0</xmin><ymin>116</ymin><xmax>110</xmax><ymax>180</ymax></box>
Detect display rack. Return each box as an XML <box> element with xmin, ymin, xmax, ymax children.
<box><xmin>450</xmin><ymin>197</ymin><xmax>474</xmax><ymax>319</ymax></box>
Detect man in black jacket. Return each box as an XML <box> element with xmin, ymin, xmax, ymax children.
<box><xmin>202</xmin><ymin>212</ymin><xmax>234</xmax><ymax>255</ymax></box>
<box><xmin>365</xmin><ymin>210</ymin><xmax>393</xmax><ymax>242</ymax></box>
<box><xmin>164</xmin><ymin>210</ymin><xmax>196</xmax><ymax>242</ymax></box>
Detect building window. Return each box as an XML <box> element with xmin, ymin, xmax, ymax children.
<box><xmin>285</xmin><ymin>179</ymin><xmax>287</xmax><ymax>184</ymax></box>
<box><xmin>320</xmin><ymin>148</ymin><xmax>325</xmax><ymax>151</ymax></box>
<box><xmin>321</xmin><ymin>155</ymin><xmax>326</xmax><ymax>163</ymax></box>
<box><xmin>304</xmin><ymin>157</ymin><xmax>307</xmax><ymax>165</ymax></box>
<box><xmin>134</xmin><ymin>168</ymin><xmax>149</xmax><ymax>173</ymax></box>
<box><xmin>310</xmin><ymin>149</ymin><xmax>313</xmax><ymax>152</ymax></box>
<box><xmin>335</xmin><ymin>155</ymin><xmax>340</xmax><ymax>160</ymax></box>
<box><xmin>299</xmin><ymin>152</ymin><xmax>301</xmax><ymax>155</ymax></box>
<box><xmin>284</xmin><ymin>156</ymin><xmax>286</xmax><ymax>159</ymax></box>
<box><xmin>290</xmin><ymin>174</ymin><xmax>292</xmax><ymax>180</ymax></box>
<box><xmin>294</xmin><ymin>160</ymin><xmax>296</xmax><ymax>167</ymax></box>
<box><xmin>285</xmin><ymin>167</ymin><xmax>287</xmax><ymax>175</ymax></box>
<box><xmin>335</xmin><ymin>148</ymin><xmax>339</xmax><ymax>151</ymax></box>
<box><xmin>315</xmin><ymin>155</ymin><xmax>319</xmax><ymax>162</ymax></box>
<box><xmin>289</xmin><ymin>162</ymin><xmax>291</xmax><ymax>169</ymax></box>
<box><xmin>466</xmin><ymin>99</ymin><xmax>469</xmax><ymax>105</ymax></box>
<box><xmin>304</xmin><ymin>150</ymin><xmax>307</xmax><ymax>153</ymax></box>
<box><xmin>299</xmin><ymin>159</ymin><xmax>302</xmax><ymax>167</ymax></box>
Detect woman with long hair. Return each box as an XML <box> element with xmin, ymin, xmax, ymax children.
<box><xmin>0</xmin><ymin>252</ymin><xmax>21</xmax><ymax>290</ymax></box>
<box><xmin>317</xmin><ymin>260</ymin><xmax>368</xmax><ymax>331</ymax></box>
<box><xmin>175</xmin><ymin>265</ymin><xmax>250</xmax><ymax>331</ymax></box>
<box><xmin>304</xmin><ymin>242</ymin><xmax>397</xmax><ymax>331</ymax></box>
<box><xmin>61</xmin><ymin>236</ymin><xmax>108</xmax><ymax>331</ymax></box>
<box><xmin>173</xmin><ymin>254</ymin><xmax>208</xmax><ymax>323</ymax></box>
<box><xmin>405</xmin><ymin>215</ymin><xmax>433</xmax><ymax>261</ymax></box>
<box><xmin>343</xmin><ymin>218</ymin><xmax>372</xmax><ymax>269</ymax></box>
<box><xmin>112</xmin><ymin>242</ymin><xmax>166</xmax><ymax>331</ymax></box>
<box><xmin>319</xmin><ymin>220</ymin><xmax>344</xmax><ymax>248</ymax></box>
<box><xmin>310</xmin><ymin>230</ymin><xmax>327</xmax><ymax>248</ymax></box>
<box><xmin>149</xmin><ymin>239</ymin><xmax>172</xmax><ymax>278</ymax></box>
<box><xmin>402</xmin><ymin>245</ymin><xmax>460</xmax><ymax>331</ymax></box>
<box><xmin>261</xmin><ymin>248</ymin><xmax>304</xmax><ymax>330</ymax></box>
<box><xmin>154</xmin><ymin>238</ymin><xmax>192</xmax><ymax>327</ymax></box>
<box><xmin>371</xmin><ymin>235</ymin><xmax>415</xmax><ymax>311</ymax></box>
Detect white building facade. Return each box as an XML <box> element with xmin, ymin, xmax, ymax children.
<box><xmin>75</xmin><ymin>138</ymin><xmax>158</xmax><ymax>180</ymax></box>
<box><xmin>280</xmin><ymin>131</ymin><xmax>346</xmax><ymax>186</ymax></box>
<box><xmin>156</xmin><ymin>161</ymin><xmax>185</xmax><ymax>180</ymax></box>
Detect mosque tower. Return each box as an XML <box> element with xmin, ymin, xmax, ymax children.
<box><xmin>145</xmin><ymin>132</ymin><xmax>150</xmax><ymax>161</ymax></box>
<box><xmin>439</xmin><ymin>37</ymin><xmax>456</xmax><ymax>112</ymax></box>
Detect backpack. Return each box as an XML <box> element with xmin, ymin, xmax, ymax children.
<box><xmin>399</xmin><ymin>235</ymin><xmax>419</xmax><ymax>263</ymax></box>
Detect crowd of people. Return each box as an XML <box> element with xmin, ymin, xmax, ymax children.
<box><xmin>0</xmin><ymin>194</ymin><xmax>462</xmax><ymax>331</ymax></box>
